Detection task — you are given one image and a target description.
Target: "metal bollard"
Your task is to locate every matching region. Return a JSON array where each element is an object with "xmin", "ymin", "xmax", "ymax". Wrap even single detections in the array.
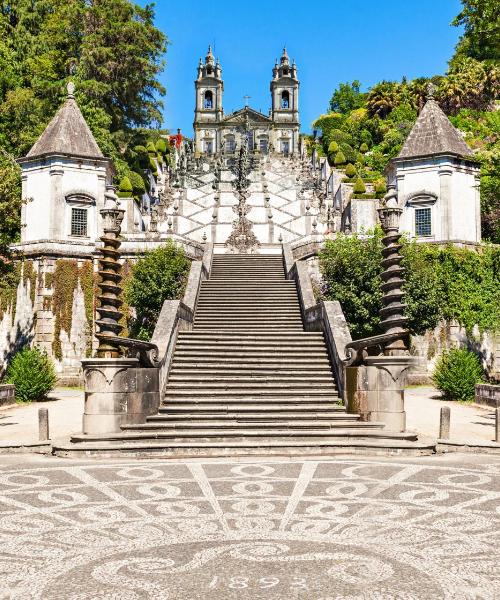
[
  {"xmin": 496, "ymin": 407, "xmax": 500, "ymax": 443},
  {"xmin": 38, "ymin": 408, "xmax": 49, "ymax": 441},
  {"xmin": 439, "ymin": 406, "xmax": 450, "ymax": 440}
]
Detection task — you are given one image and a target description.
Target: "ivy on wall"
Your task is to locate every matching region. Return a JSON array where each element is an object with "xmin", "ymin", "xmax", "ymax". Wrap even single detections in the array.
[{"xmin": 49, "ymin": 259, "xmax": 95, "ymax": 359}]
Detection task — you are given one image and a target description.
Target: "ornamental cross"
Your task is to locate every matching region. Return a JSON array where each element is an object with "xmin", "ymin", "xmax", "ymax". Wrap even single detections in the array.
[{"xmin": 243, "ymin": 95, "xmax": 251, "ymax": 107}]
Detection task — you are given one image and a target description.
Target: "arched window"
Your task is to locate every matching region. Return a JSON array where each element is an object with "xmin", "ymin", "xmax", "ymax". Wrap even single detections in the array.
[
  {"xmin": 281, "ymin": 90, "xmax": 290, "ymax": 109},
  {"xmin": 204, "ymin": 90, "xmax": 213, "ymax": 109}
]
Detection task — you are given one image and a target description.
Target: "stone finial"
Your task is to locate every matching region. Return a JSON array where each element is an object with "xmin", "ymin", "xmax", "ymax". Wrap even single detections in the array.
[{"xmin": 66, "ymin": 81, "xmax": 75, "ymax": 99}]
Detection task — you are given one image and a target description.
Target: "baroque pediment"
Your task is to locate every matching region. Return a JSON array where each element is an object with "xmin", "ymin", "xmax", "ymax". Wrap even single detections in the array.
[{"xmin": 222, "ymin": 107, "xmax": 272, "ymax": 125}]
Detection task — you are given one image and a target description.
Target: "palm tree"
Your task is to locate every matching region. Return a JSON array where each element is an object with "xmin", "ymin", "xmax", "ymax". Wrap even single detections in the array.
[{"xmin": 366, "ymin": 82, "xmax": 401, "ymax": 118}]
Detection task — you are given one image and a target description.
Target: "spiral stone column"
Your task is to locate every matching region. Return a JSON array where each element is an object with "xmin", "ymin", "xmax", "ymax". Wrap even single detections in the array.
[
  {"xmin": 95, "ymin": 185, "xmax": 125, "ymax": 358},
  {"xmin": 377, "ymin": 185, "xmax": 408, "ymax": 356},
  {"xmin": 345, "ymin": 185, "xmax": 418, "ymax": 432}
]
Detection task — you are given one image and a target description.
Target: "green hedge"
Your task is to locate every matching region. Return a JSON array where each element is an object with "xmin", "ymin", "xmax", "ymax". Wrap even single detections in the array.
[{"xmin": 319, "ymin": 230, "xmax": 500, "ymax": 339}]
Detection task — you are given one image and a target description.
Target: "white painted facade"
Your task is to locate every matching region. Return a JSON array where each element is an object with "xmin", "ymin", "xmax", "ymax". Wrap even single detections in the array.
[
  {"xmin": 393, "ymin": 155, "xmax": 481, "ymax": 244},
  {"xmin": 20, "ymin": 155, "xmax": 108, "ymax": 245}
]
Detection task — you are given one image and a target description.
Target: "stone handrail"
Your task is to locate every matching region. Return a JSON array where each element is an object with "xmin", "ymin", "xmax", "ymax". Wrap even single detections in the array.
[
  {"xmin": 283, "ymin": 243, "xmax": 352, "ymax": 399},
  {"xmin": 150, "ymin": 242, "xmax": 213, "ymax": 395}
]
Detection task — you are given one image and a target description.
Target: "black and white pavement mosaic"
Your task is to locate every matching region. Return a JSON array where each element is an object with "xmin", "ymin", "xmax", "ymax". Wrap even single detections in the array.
[{"xmin": 0, "ymin": 455, "xmax": 499, "ymax": 599}]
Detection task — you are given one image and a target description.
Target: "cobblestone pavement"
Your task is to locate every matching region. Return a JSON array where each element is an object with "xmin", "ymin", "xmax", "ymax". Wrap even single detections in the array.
[{"xmin": 0, "ymin": 454, "xmax": 499, "ymax": 600}]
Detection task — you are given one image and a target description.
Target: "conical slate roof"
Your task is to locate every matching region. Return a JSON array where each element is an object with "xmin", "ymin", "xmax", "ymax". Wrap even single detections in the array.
[
  {"xmin": 27, "ymin": 85, "xmax": 103, "ymax": 159},
  {"xmin": 398, "ymin": 96, "xmax": 473, "ymax": 160}
]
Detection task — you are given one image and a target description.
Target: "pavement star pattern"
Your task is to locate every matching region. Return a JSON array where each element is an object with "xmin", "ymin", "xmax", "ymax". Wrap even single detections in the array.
[{"xmin": 0, "ymin": 457, "xmax": 499, "ymax": 599}]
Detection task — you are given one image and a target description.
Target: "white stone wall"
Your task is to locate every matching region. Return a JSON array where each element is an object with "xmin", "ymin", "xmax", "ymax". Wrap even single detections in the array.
[
  {"xmin": 396, "ymin": 156, "xmax": 480, "ymax": 244},
  {"xmin": 21, "ymin": 156, "xmax": 107, "ymax": 244},
  {"xmin": 411, "ymin": 321, "xmax": 500, "ymax": 382}
]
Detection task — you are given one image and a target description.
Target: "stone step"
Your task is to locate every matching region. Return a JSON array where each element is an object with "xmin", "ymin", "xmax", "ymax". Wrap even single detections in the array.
[
  {"xmin": 121, "ymin": 420, "xmax": 384, "ymax": 431},
  {"xmin": 173, "ymin": 355, "xmax": 330, "ymax": 369},
  {"xmin": 173, "ymin": 351, "xmax": 325, "ymax": 360},
  {"xmin": 177, "ymin": 331, "xmax": 324, "ymax": 338},
  {"xmin": 167, "ymin": 375, "xmax": 334, "ymax": 384},
  {"xmin": 169, "ymin": 368, "xmax": 334, "ymax": 377},
  {"xmin": 162, "ymin": 394, "xmax": 339, "ymax": 402},
  {"xmin": 58, "ymin": 438, "xmax": 436, "ymax": 458},
  {"xmin": 121, "ymin": 417, "xmax": 384, "ymax": 431},
  {"xmin": 166, "ymin": 381, "xmax": 337, "ymax": 390},
  {"xmin": 149, "ymin": 411, "xmax": 354, "ymax": 421},
  {"xmin": 173, "ymin": 345, "xmax": 325, "ymax": 353},
  {"xmin": 72, "ymin": 429, "xmax": 418, "ymax": 442},
  {"xmin": 176, "ymin": 336, "xmax": 319, "ymax": 344}
]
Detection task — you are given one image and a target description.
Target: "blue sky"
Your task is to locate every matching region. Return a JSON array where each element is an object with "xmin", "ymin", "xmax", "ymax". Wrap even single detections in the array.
[{"xmin": 145, "ymin": 0, "xmax": 463, "ymax": 135}]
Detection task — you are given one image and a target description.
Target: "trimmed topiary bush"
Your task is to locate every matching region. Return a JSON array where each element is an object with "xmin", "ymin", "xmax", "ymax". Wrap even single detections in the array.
[
  {"xmin": 134, "ymin": 145, "xmax": 147, "ymax": 154},
  {"xmin": 6, "ymin": 347, "xmax": 57, "ymax": 403},
  {"xmin": 146, "ymin": 141, "xmax": 156, "ymax": 154},
  {"xmin": 155, "ymin": 138, "xmax": 168, "ymax": 154},
  {"xmin": 356, "ymin": 152, "xmax": 365, "ymax": 164},
  {"xmin": 345, "ymin": 163, "xmax": 357, "ymax": 178},
  {"xmin": 374, "ymin": 180, "xmax": 387, "ymax": 195},
  {"xmin": 129, "ymin": 172, "xmax": 146, "ymax": 196},
  {"xmin": 353, "ymin": 176, "xmax": 366, "ymax": 194},
  {"xmin": 149, "ymin": 156, "xmax": 158, "ymax": 175},
  {"xmin": 334, "ymin": 151, "xmax": 346, "ymax": 166},
  {"xmin": 118, "ymin": 176, "xmax": 133, "ymax": 198},
  {"xmin": 359, "ymin": 142, "xmax": 369, "ymax": 153},
  {"xmin": 328, "ymin": 141, "xmax": 339, "ymax": 154},
  {"xmin": 432, "ymin": 348, "xmax": 484, "ymax": 402},
  {"xmin": 338, "ymin": 143, "xmax": 357, "ymax": 164}
]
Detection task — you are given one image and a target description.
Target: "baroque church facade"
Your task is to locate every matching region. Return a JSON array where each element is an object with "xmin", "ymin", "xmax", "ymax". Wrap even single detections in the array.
[{"xmin": 193, "ymin": 47, "xmax": 300, "ymax": 156}]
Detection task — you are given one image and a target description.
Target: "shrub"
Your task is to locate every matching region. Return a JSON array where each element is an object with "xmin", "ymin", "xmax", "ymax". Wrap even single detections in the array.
[
  {"xmin": 148, "ymin": 156, "xmax": 158, "ymax": 175},
  {"xmin": 118, "ymin": 176, "xmax": 133, "ymax": 198},
  {"xmin": 356, "ymin": 152, "xmax": 365, "ymax": 164},
  {"xmin": 155, "ymin": 138, "xmax": 167, "ymax": 154},
  {"xmin": 146, "ymin": 141, "xmax": 156, "ymax": 154},
  {"xmin": 334, "ymin": 151, "xmax": 346, "ymax": 166},
  {"xmin": 359, "ymin": 142, "xmax": 369, "ymax": 153},
  {"xmin": 134, "ymin": 145, "xmax": 147, "ymax": 154},
  {"xmin": 124, "ymin": 241, "xmax": 191, "ymax": 339},
  {"xmin": 345, "ymin": 163, "xmax": 357, "ymax": 178},
  {"xmin": 5, "ymin": 347, "xmax": 57, "ymax": 403},
  {"xmin": 432, "ymin": 348, "xmax": 484, "ymax": 402},
  {"xmin": 374, "ymin": 180, "xmax": 387, "ymax": 194},
  {"xmin": 328, "ymin": 141, "xmax": 339, "ymax": 153},
  {"xmin": 129, "ymin": 172, "xmax": 146, "ymax": 196},
  {"xmin": 353, "ymin": 176, "xmax": 366, "ymax": 194},
  {"xmin": 338, "ymin": 142, "xmax": 357, "ymax": 163}
]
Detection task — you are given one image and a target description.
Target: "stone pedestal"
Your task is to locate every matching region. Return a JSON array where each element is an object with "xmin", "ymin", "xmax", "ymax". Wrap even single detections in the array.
[
  {"xmin": 82, "ymin": 358, "xmax": 160, "ymax": 435},
  {"xmin": 345, "ymin": 356, "xmax": 418, "ymax": 432}
]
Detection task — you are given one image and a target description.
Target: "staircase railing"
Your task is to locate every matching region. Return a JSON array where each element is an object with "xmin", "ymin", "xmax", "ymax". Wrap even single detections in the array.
[
  {"xmin": 283, "ymin": 243, "xmax": 352, "ymax": 400},
  {"xmin": 149, "ymin": 242, "xmax": 213, "ymax": 396}
]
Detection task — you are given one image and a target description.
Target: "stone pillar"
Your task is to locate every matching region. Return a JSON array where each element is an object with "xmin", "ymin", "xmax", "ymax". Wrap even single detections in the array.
[
  {"xmin": 49, "ymin": 163, "xmax": 64, "ymax": 240},
  {"xmin": 346, "ymin": 357, "xmax": 417, "ymax": 432},
  {"xmin": 82, "ymin": 358, "xmax": 160, "ymax": 434},
  {"xmin": 439, "ymin": 166, "xmax": 453, "ymax": 241}
]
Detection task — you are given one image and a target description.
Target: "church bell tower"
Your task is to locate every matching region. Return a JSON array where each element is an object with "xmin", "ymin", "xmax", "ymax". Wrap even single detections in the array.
[
  {"xmin": 270, "ymin": 48, "xmax": 300, "ymax": 154},
  {"xmin": 194, "ymin": 46, "xmax": 224, "ymax": 154}
]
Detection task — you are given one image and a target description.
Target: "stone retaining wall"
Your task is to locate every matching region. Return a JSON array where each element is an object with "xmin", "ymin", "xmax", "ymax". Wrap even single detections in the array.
[{"xmin": 475, "ymin": 384, "xmax": 500, "ymax": 408}]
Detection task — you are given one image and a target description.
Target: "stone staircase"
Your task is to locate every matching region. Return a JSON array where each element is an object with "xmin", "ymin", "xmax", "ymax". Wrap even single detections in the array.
[{"xmin": 63, "ymin": 253, "xmax": 434, "ymax": 456}]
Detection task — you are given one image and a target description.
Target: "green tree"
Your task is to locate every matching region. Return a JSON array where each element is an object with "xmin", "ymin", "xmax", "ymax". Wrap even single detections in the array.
[
  {"xmin": 329, "ymin": 80, "xmax": 366, "ymax": 114},
  {"xmin": 452, "ymin": 0, "xmax": 500, "ymax": 62},
  {"xmin": 124, "ymin": 241, "xmax": 190, "ymax": 339}
]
